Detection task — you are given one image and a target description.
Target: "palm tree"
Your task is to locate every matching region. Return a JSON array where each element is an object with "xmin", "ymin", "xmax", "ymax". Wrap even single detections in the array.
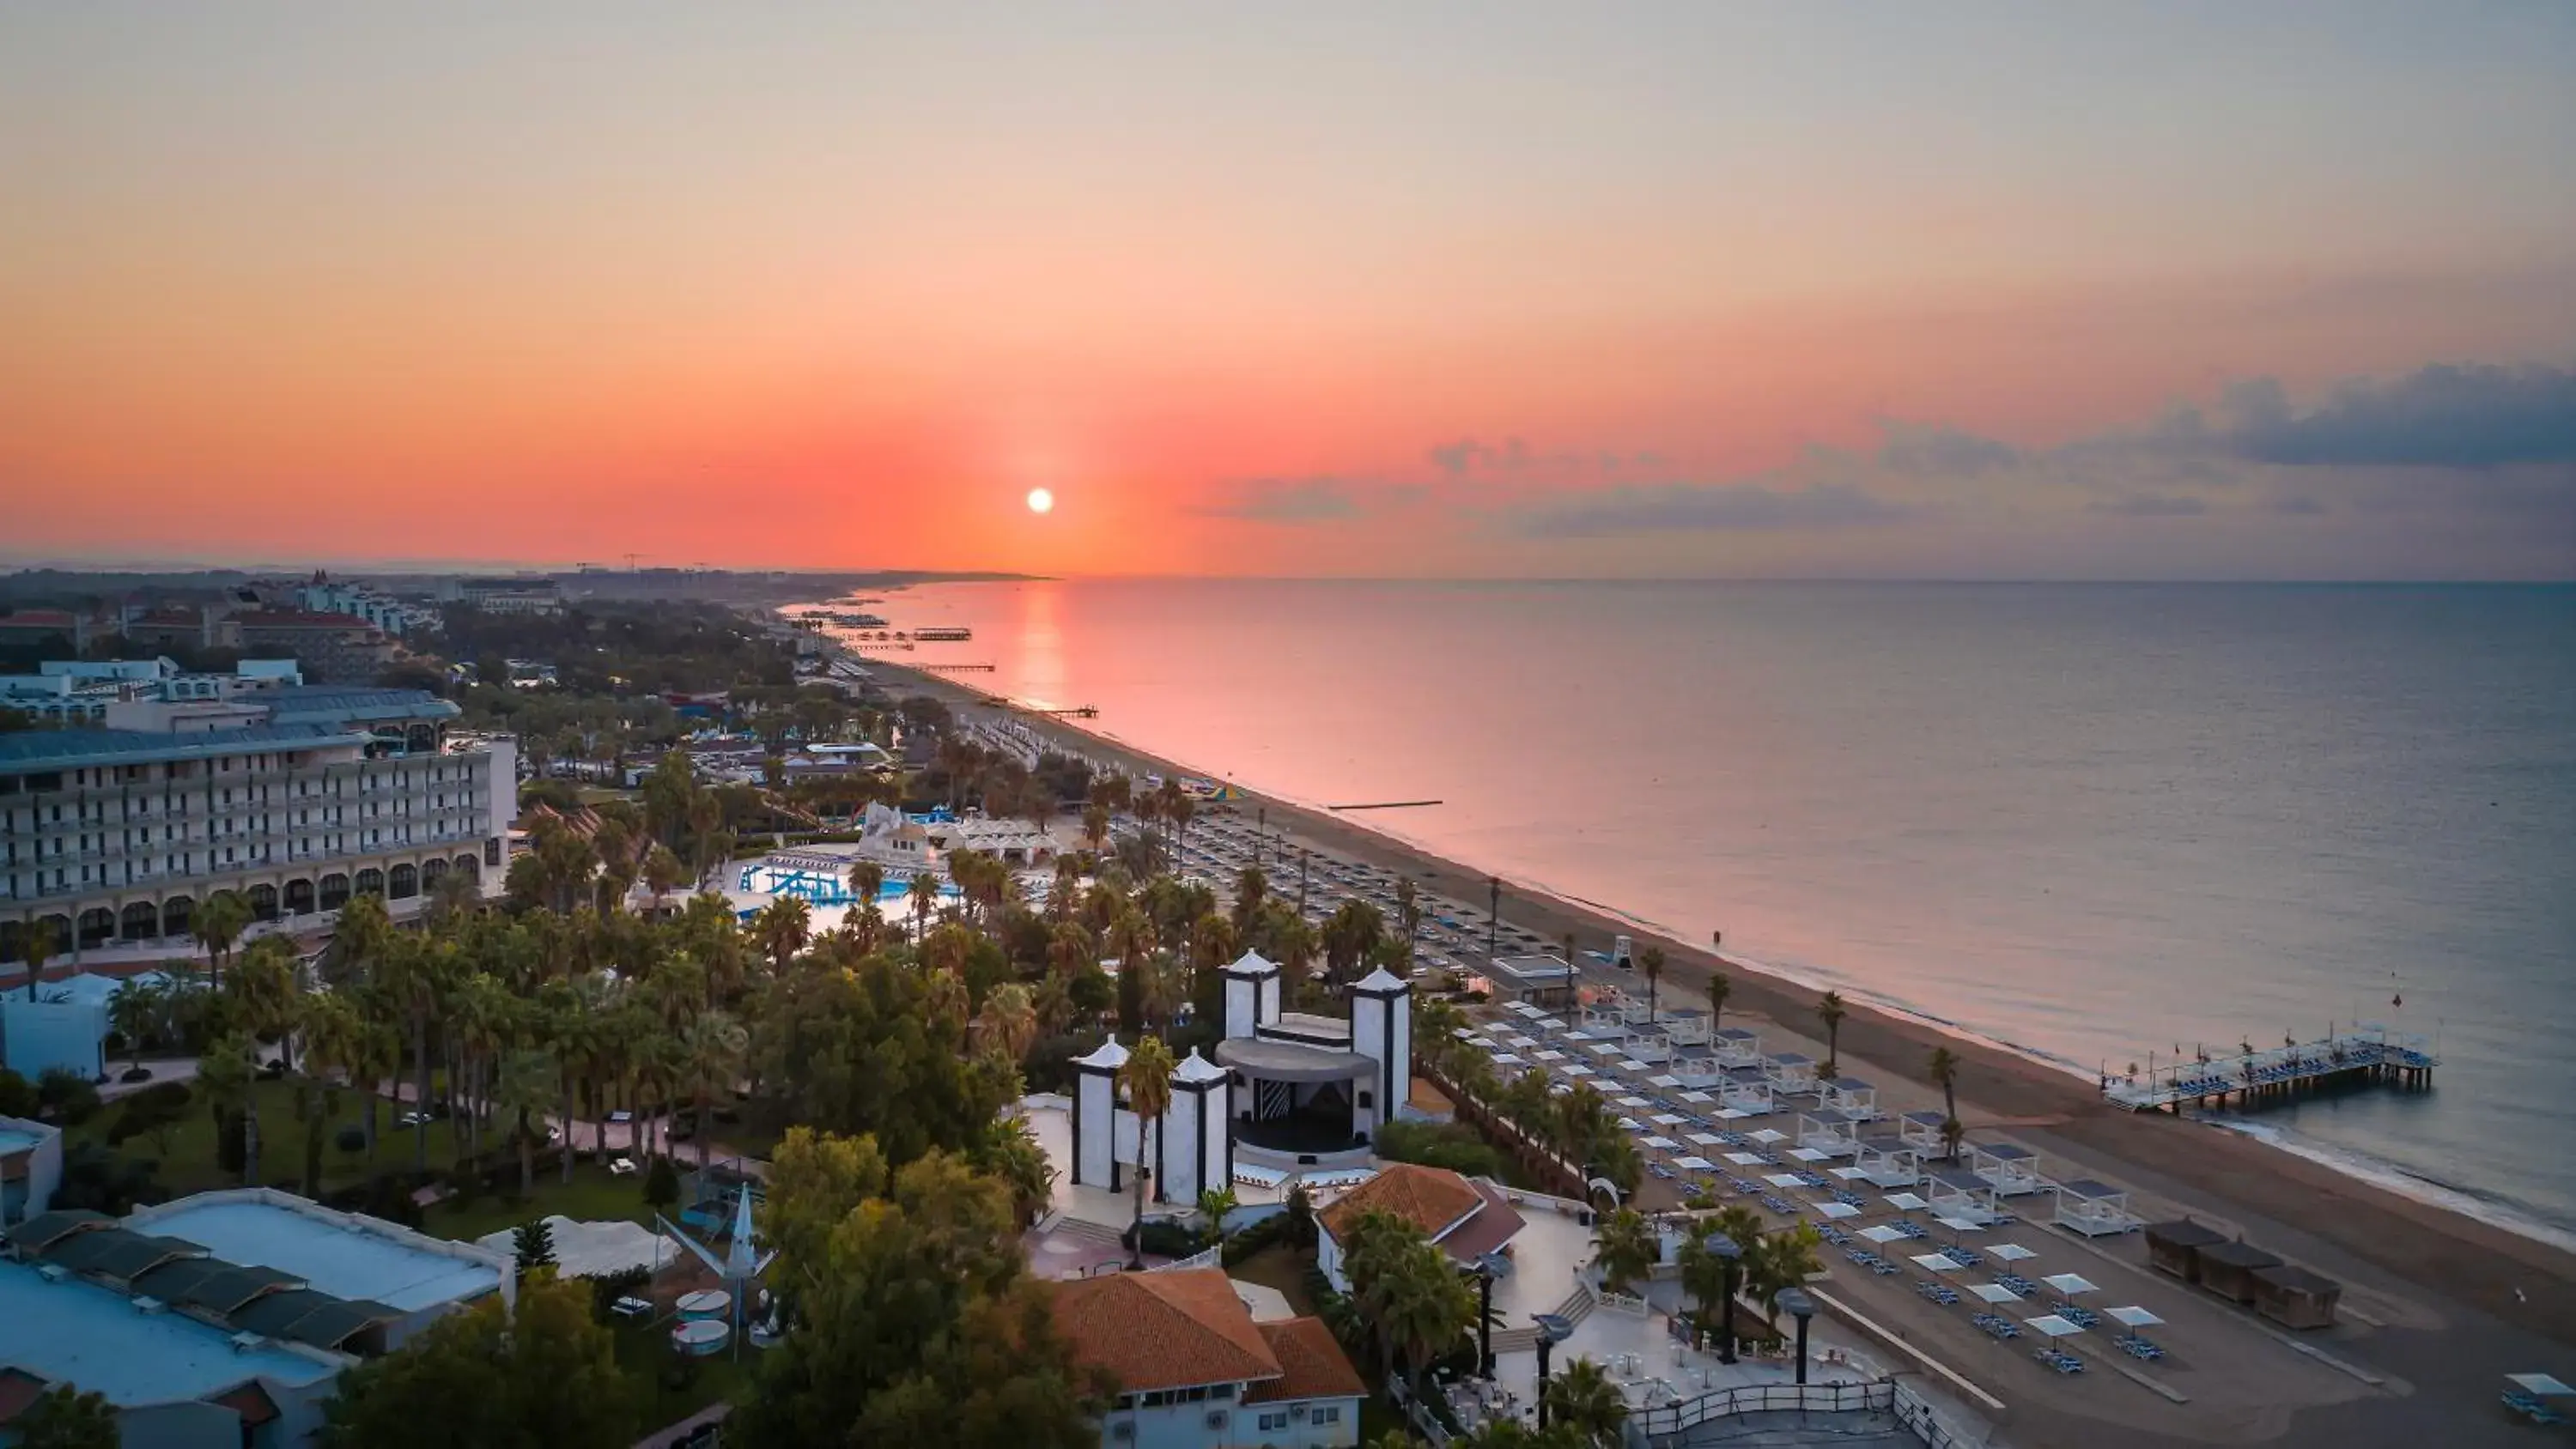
[
  {"xmin": 295, "ymin": 991, "xmax": 364, "ymax": 1193},
  {"xmin": 493, "ymin": 1047, "xmax": 557, "ymax": 1199},
  {"xmin": 1939, "ymin": 1116, "xmax": 1966, "ymax": 1164},
  {"xmin": 1120, "ymin": 1034, "xmax": 1176, "ymax": 1267},
  {"xmin": 195, "ymin": 890, "xmax": 252, "ymax": 993},
  {"xmin": 642, "ymin": 845, "xmax": 687, "ymax": 914},
  {"xmin": 1591, "ymin": 1207, "xmax": 1656, "ymax": 1294},
  {"xmin": 1708, "ymin": 968, "xmax": 1732, "ymax": 1033},
  {"xmin": 1744, "ymin": 1224, "xmax": 1825, "ymax": 1316},
  {"xmin": 680, "ymin": 1010, "xmax": 747, "ymax": 1172},
  {"xmin": 1541, "ymin": 1358, "xmax": 1628, "ymax": 1448},
  {"xmin": 1928, "ymin": 1046, "xmax": 1960, "ymax": 1129},
  {"xmin": 906, "ymin": 873, "xmax": 939, "ymax": 943},
  {"xmin": 199, "ymin": 1033, "xmax": 261, "ymax": 1186},
  {"xmin": 753, "ymin": 895, "xmax": 811, "ymax": 976},
  {"xmin": 19, "ymin": 919, "xmax": 56, "ymax": 1002},
  {"xmin": 1081, "ymin": 802, "xmax": 1110, "ymax": 854},
  {"xmin": 228, "ymin": 939, "xmax": 301, "ymax": 1071},
  {"xmin": 1674, "ymin": 1227, "xmax": 1737, "ymax": 1349},
  {"xmin": 1816, "ymin": 991, "xmax": 1848, "ymax": 1077},
  {"xmin": 1639, "ymin": 944, "xmax": 1665, "ymax": 1025},
  {"xmin": 107, "ymin": 978, "xmax": 164, "ymax": 1076},
  {"xmin": 981, "ymin": 982, "xmax": 1038, "ymax": 1062},
  {"xmin": 378, "ymin": 935, "xmax": 449, "ymax": 1173},
  {"xmin": 845, "ymin": 859, "xmax": 884, "ymax": 920}
]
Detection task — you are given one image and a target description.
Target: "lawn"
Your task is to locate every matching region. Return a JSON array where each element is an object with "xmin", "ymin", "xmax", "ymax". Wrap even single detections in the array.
[
  {"xmin": 75, "ymin": 1077, "xmax": 467, "ymax": 1198},
  {"xmin": 427, "ymin": 1161, "xmax": 665, "ymax": 1243},
  {"xmin": 611, "ymin": 1315, "xmax": 752, "ymax": 1434},
  {"xmin": 1226, "ymin": 1243, "xmax": 1320, "ymax": 1318}
]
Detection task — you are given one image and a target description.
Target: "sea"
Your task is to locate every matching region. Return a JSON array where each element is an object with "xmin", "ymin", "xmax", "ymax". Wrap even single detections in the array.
[{"xmin": 814, "ymin": 579, "xmax": 2576, "ymax": 1246}]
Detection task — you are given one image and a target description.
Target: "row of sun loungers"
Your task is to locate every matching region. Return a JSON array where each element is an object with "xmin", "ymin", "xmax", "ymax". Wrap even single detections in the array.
[
  {"xmin": 1973, "ymin": 1313, "xmax": 2021, "ymax": 1340},
  {"xmin": 2032, "ymin": 1347, "xmax": 2086, "ymax": 1374}
]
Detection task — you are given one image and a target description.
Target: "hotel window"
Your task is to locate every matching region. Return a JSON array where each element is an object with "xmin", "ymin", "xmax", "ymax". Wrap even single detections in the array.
[
  {"xmin": 1315, "ymin": 1406, "xmax": 1342, "ymax": 1424},
  {"xmin": 1258, "ymin": 1412, "xmax": 1289, "ymax": 1433}
]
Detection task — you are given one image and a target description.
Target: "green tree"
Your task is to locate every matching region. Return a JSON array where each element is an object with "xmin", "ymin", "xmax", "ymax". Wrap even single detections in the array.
[
  {"xmin": 1541, "ymin": 1358, "xmax": 1628, "ymax": 1448},
  {"xmin": 21, "ymin": 918, "xmax": 58, "ymax": 1003},
  {"xmin": 1928, "ymin": 1046, "xmax": 1961, "ymax": 1129},
  {"xmin": 1119, "ymin": 1035, "xmax": 1176, "ymax": 1266},
  {"xmin": 15, "ymin": 1384, "xmax": 119, "ymax": 1449},
  {"xmin": 493, "ymin": 1047, "xmax": 557, "ymax": 1199},
  {"xmin": 513, "ymin": 1218, "xmax": 558, "ymax": 1279},
  {"xmin": 1707, "ymin": 967, "xmax": 1732, "ymax": 1032},
  {"xmin": 198, "ymin": 1033, "xmax": 261, "ymax": 1186},
  {"xmin": 322, "ymin": 1275, "xmax": 633, "ymax": 1449},
  {"xmin": 107, "ymin": 977, "xmax": 165, "ymax": 1075},
  {"xmin": 1590, "ymin": 1207, "xmax": 1656, "ymax": 1294},
  {"xmin": 193, "ymin": 890, "xmax": 253, "ymax": 993},
  {"xmin": 1816, "ymin": 990, "xmax": 1848, "ymax": 1077},
  {"xmin": 1744, "ymin": 1224, "xmax": 1825, "ymax": 1316}
]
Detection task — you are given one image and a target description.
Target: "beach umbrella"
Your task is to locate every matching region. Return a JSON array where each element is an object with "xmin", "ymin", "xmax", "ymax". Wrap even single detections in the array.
[
  {"xmin": 1673, "ymin": 1155, "xmax": 1715, "ymax": 1172},
  {"xmin": 1679, "ymin": 1089, "xmax": 1715, "ymax": 1104},
  {"xmin": 1725, "ymin": 1152, "xmax": 1767, "ymax": 1167},
  {"xmin": 1653, "ymin": 1113, "xmax": 1689, "ymax": 1126},
  {"xmin": 1935, "ymin": 1215, "xmax": 1987, "ymax": 1235},
  {"xmin": 1989, "ymin": 1243, "xmax": 2038, "ymax": 1262},
  {"xmin": 1765, "ymin": 1173, "xmax": 1807, "ymax": 1190},
  {"xmin": 1643, "ymin": 1136, "xmax": 1681, "ymax": 1150},
  {"xmin": 1788, "ymin": 1147, "xmax": 1830, "ymax": 1163},
  {"xmin": 1970, "ymin": 1282, "xmax": 2022, "ymax": 1304},
  {"xmin": 1912, "ymin": 1252, "xmax": 1971, "ymax": 1275},
  {"xmin": 1885, "ymin": 1192, "xmax": 1930, "ymax": 1214},
  {"xmin": 1750, "ymin": 1128, "xmax": 1789, "ymax": 1145},
  {"xmin": 1649, "ymin": 1075, "xmax": 1683, "ymax": 1088},
  {"xmin": 1687, "ymin": 1133, "xmax": 1726, "ymax": 1148},
  {"xmin": 2106, "ymin": 1306, "xmax": 2164, "ymax": 1328},
  {"xmin": 2024, "ymin": 1315, "xmax": 2086, "ymax": 1338},
  {"xmin": 1829, "ymin": 1166, "xmax": 1871, "ymax": 1181},
  {"xmin": 1814, "ymin": 1202, "xmax": 1862, "ymax": 1220},
  {"xmin": 1617, "ymin": 1116, "xmax": 1643, "ymax": 1131},
  {"xmin": 2506, "ymin": 1373, "xmax": 2575, "ymax": 1397},
  {"xmin": 1564, "ymin": 1064, "xmax": 1595, "ymax": 1077},
  {"xmin": 1617, "ymin": 1094, "xmax": 1653, "ymax": 1107},
  {"xmin": 2041, "ymin": 1273, "xmax": 2099, "ymax": 1297},
  {"xmin": 1859, "ymin": 1224, "xmax": 1911, "ymax": 1245}
]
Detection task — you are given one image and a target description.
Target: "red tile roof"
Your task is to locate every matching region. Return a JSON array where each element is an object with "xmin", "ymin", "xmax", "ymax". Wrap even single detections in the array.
[
  {"xmin": 1047, "ymin": 1269, "xmax": 1281, "ymax": 1394},
  {"xmin": 210, "ymin": 1381, "xmax": 281, "ymax": 1427},
  {"xmin": 1242, "ymin": 1318, "xmax": 1364, "ymax": 1404},
  {"xmin": 0, "ymin": 1368, "xmax": 49, "ymax": 1426},
  {"xmin": 1317, "ymin": 1162, "xmax": 1486, "ymax": 1244}
]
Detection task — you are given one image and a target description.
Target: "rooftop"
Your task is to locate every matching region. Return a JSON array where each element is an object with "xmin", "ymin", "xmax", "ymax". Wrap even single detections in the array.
[
  {"xmin": 1242, "ymin": 1317, "xmax": 1365, "ymax": 1404},
  {"xmin": 1048, "ymin": 1269, "xmax": 1282, "ymax": 1393},
  {"xmin": 0, "ymin": 723, "xmax": 364, "ymax": 773},
  {"xmin": 1490, "ymin": 955, "xmax": 1574, "ymax": 982},
  {"xmin": 125, "ymin": 1191, "xmax": 505, "ymax": 1313},
  {"xmin": 1318, "ymin": 1163, "xmax": 1487, "ymax": 1244},
  {"xmin": 0, "ymin": 1261, "xmax": 339, "ymax": 1409},
  {"xmin": 257, "ymin": 687, "xmax": 460, "ymax": 728}
]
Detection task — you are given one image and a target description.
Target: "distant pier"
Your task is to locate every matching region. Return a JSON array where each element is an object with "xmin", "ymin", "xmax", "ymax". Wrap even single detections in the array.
[
  {"xmin": 916, "ymin": 662, "xmax": 997, "ymax": 672},
  {"xmin": 1327, "ymin": 799, "xmax": 1443, "ymax": 812},
  {"xmin": 2104, "ymin": 1024, "xmax": 2437, "ymax": 1113}
]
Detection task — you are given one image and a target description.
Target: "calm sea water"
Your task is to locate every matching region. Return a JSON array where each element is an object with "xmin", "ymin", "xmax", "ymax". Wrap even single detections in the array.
[{"xmin": 833, "ymin": 580, "xmax": 2576, "ymax": 1238}]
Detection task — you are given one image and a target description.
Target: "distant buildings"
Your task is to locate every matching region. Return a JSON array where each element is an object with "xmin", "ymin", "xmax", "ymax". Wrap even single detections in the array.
[
  {"xmin": 440, "ymin": 577, "xmax": 562, "ymax": 615},
  {"xmin": 230, "ymin": 613, "xmax": 398, "ymax": 685},
  {"xmin": 0, "ymin": 1189, "xmax": 511, "ymax": 1447},
  {"xmin": 1048, "ymin": 1268, "xmax": 1364, "ymax": 1449},
  {"xmin": 0, "ymin": 686, "xmax": 516, "ymax": 967},
  {"xmin": 0, "ymin": 658, "xmax": 302, "ymax": 727}
]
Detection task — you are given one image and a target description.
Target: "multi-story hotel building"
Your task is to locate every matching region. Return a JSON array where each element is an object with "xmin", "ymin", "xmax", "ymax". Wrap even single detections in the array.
[{"xmin": 0, "ymin": 687, "xmax": 514, "ymax": 965}]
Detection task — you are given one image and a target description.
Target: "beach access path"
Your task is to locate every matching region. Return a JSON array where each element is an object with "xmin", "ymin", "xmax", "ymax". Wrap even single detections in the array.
[{"xmin": 854, "ymin": 647, "xmax": 2576, "ymax": 1448}]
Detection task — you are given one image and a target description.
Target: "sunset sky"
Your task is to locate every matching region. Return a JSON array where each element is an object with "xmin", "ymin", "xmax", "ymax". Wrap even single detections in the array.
[{"xmin": 4, "ymin": 3, "xmax": 2573, "ymax": 579}]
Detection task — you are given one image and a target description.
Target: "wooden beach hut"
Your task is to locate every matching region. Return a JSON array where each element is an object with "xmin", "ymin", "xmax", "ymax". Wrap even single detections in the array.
[
  {"xmin": 2250, "ymin": 1264, "xmax": 2342, "ymax": 1330},
  {"xmin": 2143, "ymin": 1219, "xmax": 2228, "ymax": 1282},
  {"xmin": 2194, "ymin": 1240, "xmax": 2284, "ymax": 1305}
]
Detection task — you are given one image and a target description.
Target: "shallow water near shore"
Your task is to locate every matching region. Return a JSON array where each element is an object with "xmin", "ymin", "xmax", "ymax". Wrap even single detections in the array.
[{"xmin": 823, "ymin": 579, "xmax": 2576, "ymax": 1240}]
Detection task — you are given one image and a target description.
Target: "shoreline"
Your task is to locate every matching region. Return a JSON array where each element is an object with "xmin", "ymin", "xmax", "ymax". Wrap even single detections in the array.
[{"xmin": 835, "ymin": 641, "xmax": 2576, "ymax": 1349}]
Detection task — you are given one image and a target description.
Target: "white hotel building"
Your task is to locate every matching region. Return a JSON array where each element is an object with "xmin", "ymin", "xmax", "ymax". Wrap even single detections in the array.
[{"xmin": 0, "ymin": 687, "xmax": 514, "ymax": 965}]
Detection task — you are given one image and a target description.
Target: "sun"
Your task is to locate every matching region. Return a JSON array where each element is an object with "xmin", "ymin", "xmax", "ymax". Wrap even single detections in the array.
[{"xmin": 1026, "ymin": 487, "xmax": 1054, "ymax": 515}]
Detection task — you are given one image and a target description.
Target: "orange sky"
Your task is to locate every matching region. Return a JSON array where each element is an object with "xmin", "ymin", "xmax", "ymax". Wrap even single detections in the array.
[{"xmin": 5, "ymin": 6, "xmax": 2573, "ymax": 578}]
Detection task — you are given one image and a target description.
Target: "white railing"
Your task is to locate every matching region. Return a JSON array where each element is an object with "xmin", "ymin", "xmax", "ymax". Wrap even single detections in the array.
[
  {"xmin": 1598, "ymin": 1288, "xmax": 1649, "ymax": 1317},
  {"xmin": 1631, "ymin": 1379, "xmax": 1893, "ymax": 1437},
  {"xmin": 1151, "ymin": 1246, "xmax": 1221, "ymax": 1273}
]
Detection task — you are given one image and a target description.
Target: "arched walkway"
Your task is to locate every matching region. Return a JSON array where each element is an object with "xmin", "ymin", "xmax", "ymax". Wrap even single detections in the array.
[
  {"xmin": 284, "ymin": 878, "xmax": 317, "ymax": 916},
  {"xmin": 119, "ymin": 901, "xmax": 159, "ymax": 942},
  {"xmin": 320, "ymin": 874, "xmax": 350, "ymax": 911},
  {"xmin": 162, "ymin": 896, "xmax": 193, "ymax": 938},
  {"xmin": 421, "ymin": 858, "xmax": 448, "ymax": 886},
  {"xmin": 78, "ymin": 907, "xmax": 115, "ymax": 950},
  {"xmin": 247, "ymin": 883, "xmax": 280, "ymax": 922},
  {"xmin": 356, "ymin": 868, "xmax": 385, "ymax": 897},
  {"xmin": 389, "ymin": 864, "xmax": 419, "ymax": 900},
  {"xmin": 0, "ymin": 921, "xmax": 24, "ymax": 965},
  {"xmin": 453, "ymin": 854, "xmax": 480, "ymax": 879}
]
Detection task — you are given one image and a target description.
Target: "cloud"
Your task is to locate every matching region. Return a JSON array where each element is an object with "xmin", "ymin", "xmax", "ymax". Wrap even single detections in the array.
[
  {"xmin": 2224, "ymin": 362, "xmax": 2576, "ymax": 467},
  {"xmin": 2090, "ymin": 492, "xmax": 2209, "ymax": 518},
  {"xmin": 1514, "ymin": 481, "xmax": 1917, "ymax": 537},
  {"xmin": 1876, "ymin": 421, "xmax": 2020, "ymax": 476},
  {"xmin": 1190, "ymin": 476, "xmax": 1369, "ymax": 524}
]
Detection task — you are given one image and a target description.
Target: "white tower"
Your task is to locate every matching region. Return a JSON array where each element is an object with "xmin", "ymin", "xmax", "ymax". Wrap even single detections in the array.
[
  {"xmin": 1160, "ymin": 1048, "xmax": 1233, "ymax": 1205},
  {"xmin": 1220, "ymin": 949, "xmax": 1282, "ymax": 1039},
  {"xmin": 1070, "ymin": 1037, "xmax": 1129, "ymax": 1192},
  {"xmin": 1349, "ymin": 967, "xmax": 1413, "ymax": 1142}
]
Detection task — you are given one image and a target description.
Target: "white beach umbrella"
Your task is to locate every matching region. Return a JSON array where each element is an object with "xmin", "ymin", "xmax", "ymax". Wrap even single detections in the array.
[
  {"xmin": 1616, "ymin": 1117, "xmax": 1642, "ymax": 1131},
  {"xmin": 1643, "ymin": 1136, "xmax": 1681, "ymax": 1150},
  {"xmin": 1814, "ymin": 1202, "xmax": 1862, "ymax": 1220},
  {"xmin": 1765, "ymin": 1173, "xmax": 1807, "ymax": 1190},
  {"xmin": 1617, "ymin": 1094, "xmax": 1653, "ymax": 1107},
  {"xmin": 2506, "ymin": 1373, "xmax": 2575, "ymax": 1397},
  {"xmin": 2024, "ymin": 1315, "xmax": 2086, "ymax": 1338},
  {"xmin": 1970, "ymin": 1282, "xmax": 2022, "ymax": 1304},
  {"xmin": 1649, "ymin": 1075, "xmax": 1683, "ymax": 1088},
  {"xmin": 1673, "ymin": 1155, "xmax": 1715, "ymax": 1172},
  {"xmin": 1679, "ymin": 1090, "xmax": 1715, "ymax": 1103},
  {"xmin": 1829, "ymin": 1167, "xmax": 1870, "ymax": 1181},
  {"xmin": 1859, "ymin": 1224, "xmax": 1910, "ymax": 1245},
  {"xmin": 1687, "ymin": 1133, "xmax": 1726, "ymax": 1148},
  {"xmin": 1726, "ymin": 1152, "xmax": 1768, "ymax": 1167},
  {"xmin": 1788, "ymin": 1147, "xmax": 1830, "ymax": 1163},
  {"xmin": 2042, "ymin": 1273, "xmax": 2099, "ymax": 1297},
  {"xmin": 1935, "ymin": 1215, "xmax": 1987, "ymax": 1234},
  {"xmin": 1653, "ymin": 1113, "xmax": 1689, "ymax": 1126},
  {"xmin": 1912, "ymin": 1252, "xmax": 1971, "ymax": 1275},
  {"xmin": 1989, "ymin": 1243, "xmax": 2038, "ymax": 1262},
  {"xmin": 1750, "ymin": 1128, "xmax": 1789, "ymax": 1144},
  {"xmin": 1884, "ymin": 1192, "xmax": 1929, "ymax": 1213},
  {"xmin": 2106, "ymin": 1306, "xmax": 2164, "ymax": 1328}
]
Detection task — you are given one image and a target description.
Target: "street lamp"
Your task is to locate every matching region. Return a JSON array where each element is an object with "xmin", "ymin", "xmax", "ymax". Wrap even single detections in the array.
[
  {"xmin": 1704, "ymin": 1233, "xmax": 1742, "ymax": 1364},
  {"xmin": 1530, "ymin": 1313, "xmax": 1573, "ymax": 1428},
  {"xmin": 1472, "ymin": 1252, "xmax": 1510, "ymax": 1379},
  {"xmin": 1776, "ymin": 1288, "xmax": 1817, "ymax": 1385}
]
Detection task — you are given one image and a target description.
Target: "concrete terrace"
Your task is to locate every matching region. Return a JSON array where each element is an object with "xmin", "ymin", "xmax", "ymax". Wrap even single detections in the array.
[{"xmin": 127, "ymin": 1191, "xmax": 507, "ymax": 1313}]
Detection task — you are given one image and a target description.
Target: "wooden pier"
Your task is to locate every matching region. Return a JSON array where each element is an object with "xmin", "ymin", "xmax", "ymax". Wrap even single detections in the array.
[
  {"xmin": 2104, "ymin": 1026, "xmax": 2437, "ymax": 1114},
  {"xmin": 915, "ymin": 662, "xmax": 997, "ymax": 672}
]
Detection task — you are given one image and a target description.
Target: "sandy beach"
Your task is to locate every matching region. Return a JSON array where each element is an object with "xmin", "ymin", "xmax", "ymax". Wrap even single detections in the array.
[{"xmin": 852, "ymin": 646, "xmax": 2576, "ymax": 1444}]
